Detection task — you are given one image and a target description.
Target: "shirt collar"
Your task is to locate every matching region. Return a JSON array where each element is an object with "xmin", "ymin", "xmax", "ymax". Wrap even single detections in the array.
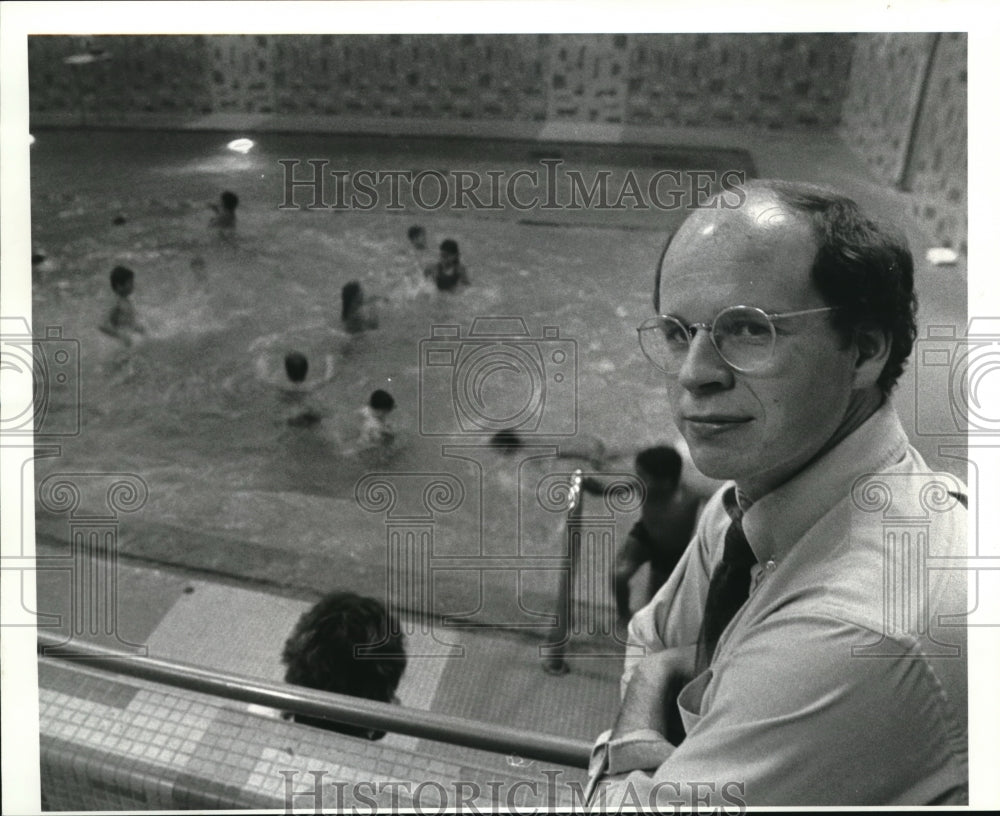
[{"xmin": 740, "ymin": 400, "xmax": 909, "ymax": 564}]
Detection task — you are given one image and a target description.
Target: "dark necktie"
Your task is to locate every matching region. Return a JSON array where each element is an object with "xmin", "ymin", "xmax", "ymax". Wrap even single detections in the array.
[{"xmin": 695, "ymin": 488, "xmax": 757, "ymax": 673}]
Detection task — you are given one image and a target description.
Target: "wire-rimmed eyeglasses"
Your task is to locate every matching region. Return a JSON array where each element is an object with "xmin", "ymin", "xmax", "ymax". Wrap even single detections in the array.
[{"xmin": 636, "ymin": 305, "xmax": 836, "ymax": 374}]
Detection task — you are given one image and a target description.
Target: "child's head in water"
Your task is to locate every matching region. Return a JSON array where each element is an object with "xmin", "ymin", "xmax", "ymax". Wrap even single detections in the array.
[
  {"xmin": 284, "ymin": 351, "xmax": 309, "ymax": 384},
  {"xmin": 341, "ymin": 281, "xmax": 364, "ymax": 321},
  {"xmin": 368, "ymin": 389, "xmax": 395, "ymax": 415},
  {"xmin": 110, "ymin": 265, "xmax": 135, "ymax": 297},
  {"xmin": 220, "ymin": 191, "xmax": 239, "ymax": 212},
  {"xmin": 281, "ymin": 591, "xmax": 406, "ymax": 740},
  {"xmin": 407, "ymin": 225, "xmax": 426, "ymax": 250},
  {"xmin": 439, "ymin": 239, "xmax": 460, "ymax": 268}
]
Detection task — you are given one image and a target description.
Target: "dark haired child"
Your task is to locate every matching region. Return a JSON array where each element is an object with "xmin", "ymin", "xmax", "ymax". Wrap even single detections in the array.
[
  {"xmin": 280, "ymin": 591, "xmax": 406, "ymax": 740},
  {"xmin": 209, "ymin": 190, "xmax": 239, "ymax": 232},
  {"xmin": 358, "ymin": 389, "xmax": 396, "ymax": 448},
  {"xmin": 424, "ymin": 238, "xmax": 470, "ymax": 292},
  {"xmin": 99, "ymin": 265, "xmax": 145, "ymax": 346},
  {"xmin": 281, "ymin": 351, "xmax": 323, "ymax": 428}
]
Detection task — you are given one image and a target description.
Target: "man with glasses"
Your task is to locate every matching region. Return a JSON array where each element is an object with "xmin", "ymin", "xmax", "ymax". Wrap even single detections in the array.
[{"xmin": 586, "ymin": 180, "xmax": 967, "ymax": 806}]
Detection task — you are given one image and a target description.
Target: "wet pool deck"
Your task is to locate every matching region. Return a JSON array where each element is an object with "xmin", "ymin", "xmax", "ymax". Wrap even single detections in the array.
[{"xmin": 33, "ymin": 550, "xmax": 624, "ymax": 752}]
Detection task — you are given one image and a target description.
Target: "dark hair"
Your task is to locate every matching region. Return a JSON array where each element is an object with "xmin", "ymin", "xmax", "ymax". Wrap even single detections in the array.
[
  {"xmin": 220, "ymin": 190, "xmax": 239, "ymax": 211},
  {"xmin": 110, "ymin": 265, "xmax": 134, "ymax": 290},
  {"xmin": 281, "ymin": 591, "xmax": 406, "ymax": 740},
  {"xmin": 407, "ymin": 225, "xmax": 425, "ymax": 241},
  {"xmin": 341, "ymin": 281, "xmax": 363, "ymax": 321},
  {"xmin": 489, "ymin": 428, "xmax": 523, "ymax": 451},
  {"xmin": 635, "ymin": 446, "xmax": 682, "ymax": 483},
  {"xmin": 439, "ymin": 239, "xmax": 459, "ymax": 255},
  {"xmin": 284, "ymin": 351, "xmax": 308, "ymax": 383},
  {"xmin": 654, "ymin": 180, "xmax": 917, "ymax": 395},
  {"xmin": 369, "ymin": 389, "xmax": 395, "ymax": 411}
]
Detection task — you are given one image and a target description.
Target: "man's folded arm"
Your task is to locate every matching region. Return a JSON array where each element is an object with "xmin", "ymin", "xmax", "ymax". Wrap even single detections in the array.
[{"xmin": 592, "ymin": 614, "xmax": 967, "ymax": 807}]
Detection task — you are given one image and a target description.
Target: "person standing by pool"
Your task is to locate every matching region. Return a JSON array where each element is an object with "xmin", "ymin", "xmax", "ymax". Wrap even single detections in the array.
[
  {"xmin": 424, "ymin": 239, "xmax": 470, "ymax": 292},
  {"xmin": 611, "ymin": 446, "xmax": 703, "ymax": 625}
]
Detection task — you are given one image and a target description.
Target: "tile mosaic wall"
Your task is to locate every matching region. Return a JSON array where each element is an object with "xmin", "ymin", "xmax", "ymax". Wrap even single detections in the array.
[
  {"xmin": 903, "ymin": 33, "xmax": 968, "ymax": 254},
  {"xmin": 840, "ymin": 33, "xmax": 967, "ymax": 253},
  {"xmin": 30, "ymin": 33, "xmax": 850, "ymax": 129},
  {"xmin": 625, "ymin": 33, "xmax": 854, "ymax": 129},
  {"xmin": 29, "ymin": 35, "xmax": 213, "ymax": 118}
]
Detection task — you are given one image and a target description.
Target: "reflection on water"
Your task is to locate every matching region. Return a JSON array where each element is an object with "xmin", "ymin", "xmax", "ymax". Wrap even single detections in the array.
[{"xmin": 30, "ymin": 130, "xmax": 684, "ymax": 555}]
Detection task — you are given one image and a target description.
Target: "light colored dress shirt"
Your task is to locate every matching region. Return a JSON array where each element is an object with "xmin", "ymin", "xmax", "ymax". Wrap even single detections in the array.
[{"xmin": 589, "ymin": 401, "xmax": 968, "ymax": 807}]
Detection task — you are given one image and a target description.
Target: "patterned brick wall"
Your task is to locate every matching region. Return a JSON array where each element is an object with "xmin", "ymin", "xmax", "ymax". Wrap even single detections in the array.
[
  {"xmin": 547, "ymin": 34, "xmax": 630, "ymax": 122},
  {"xmin": 29, "ymin": 33, "xmax": 851, "ymax": 130},
  {"xmin": 626, "ymin": 33, "xmax": 853, "ymax": 129},
  {"xmin": 903, "ymin": 33, "xmax": 968, "ymax": 254},
  {"xmin": 839, "ymin": 33, "xmax": 935, "ymax": 185},
  {"xmin": 29, "ymin": 35, "xmax": 213, "ymax": 117},
  {"xmin": 840, "ymin": 33, "xmax": 967, "ymax": 253}
]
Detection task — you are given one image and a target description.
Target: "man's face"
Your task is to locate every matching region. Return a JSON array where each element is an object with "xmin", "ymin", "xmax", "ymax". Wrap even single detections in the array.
[{"xmin": 656, "ymin": 193, "xmax": 860, "ymax": 498}]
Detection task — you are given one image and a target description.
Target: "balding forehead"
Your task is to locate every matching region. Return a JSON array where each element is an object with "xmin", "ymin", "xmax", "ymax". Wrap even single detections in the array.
[
  {"xmin": 675, "ymin": 191, "xmax": 813, "ymax": 244},
  {"xmin": 655, "ymin": 190, "xmax": 820, "ymax": 311}
]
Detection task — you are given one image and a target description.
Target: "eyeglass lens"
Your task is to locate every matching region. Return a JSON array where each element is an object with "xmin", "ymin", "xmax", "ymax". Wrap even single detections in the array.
[{"xmin": 641, "ymin": 307, "xmax": 776, "ymax": 372}]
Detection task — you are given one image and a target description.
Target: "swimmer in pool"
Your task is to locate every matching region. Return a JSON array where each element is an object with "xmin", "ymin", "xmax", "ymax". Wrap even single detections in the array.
[
  {"xmin": 341, "ymin": 280, "xmax": 381, "ymax": 334},
  {"xmin": 424, "ymin": 239, "xmax": 470, "ymax": 292},
  {"xmin": 407, "ymin": 224, "xmax": 427, "ymax": 250},
  {"xmin": 209, "ymin": 190, "xmax": 238, "ymax": 233},
  {"xmin": 280, "ymin": 351, "xmax": 323, "ymax": 428},
  {"xmin": 357, "ymin": 389, "xmax": 396, "ymax": 448},
  {"xmin": 99, "ymin": 265, "xmax": 145, "ymax": 347}
]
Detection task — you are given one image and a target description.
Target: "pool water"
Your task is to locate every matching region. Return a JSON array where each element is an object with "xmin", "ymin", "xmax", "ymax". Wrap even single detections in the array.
[{"xmin": 29, "ymin": 129, "xmax": 730, "ymax": 605}]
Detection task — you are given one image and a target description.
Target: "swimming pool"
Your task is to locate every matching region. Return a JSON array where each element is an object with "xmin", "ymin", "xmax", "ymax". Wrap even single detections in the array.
[{"xmin": 29, "ymin": 128, "xmax": 746, "ymax": 621}]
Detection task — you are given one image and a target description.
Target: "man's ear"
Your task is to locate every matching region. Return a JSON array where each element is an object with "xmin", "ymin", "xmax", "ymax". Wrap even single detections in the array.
[{"xmin": 852, "ymin": 325, "xmax": 892, "ymax": 389}]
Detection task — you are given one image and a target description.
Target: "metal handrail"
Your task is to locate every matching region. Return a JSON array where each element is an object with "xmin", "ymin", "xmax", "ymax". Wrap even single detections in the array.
[{"xmin": 36, "ymin": 631, "xmax": 593, "ymax": 769}]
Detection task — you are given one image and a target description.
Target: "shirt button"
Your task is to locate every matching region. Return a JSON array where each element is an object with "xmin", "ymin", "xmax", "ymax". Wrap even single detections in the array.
[{"xmin": 764, "ymin": 559, "xmax": 777, "ymax": 572}]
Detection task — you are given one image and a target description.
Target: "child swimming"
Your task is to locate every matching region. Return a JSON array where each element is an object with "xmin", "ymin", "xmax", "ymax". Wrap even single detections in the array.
[
  {"xmin": 424, "ymin": 239, "xmax": 470, "ymax": 292},
  {"xmin": 99, "ymin": 265, "xmax": 145, "ymax": 346},
  {"xmin": 209, "ymin": 190, "xmax": 238, "ymax": 233},
  {"xmin": 280, "ymin": 351, "xmax": 323, "ymax": 428},
  {"xmin": 357, "ymin": 389, "xmax": 396, "ymax": 448},
  {"xmin": 341, "ymin": 280, "xmax": 381, "ymax": 334},
  {"xmin": 407, "ymin": 224, "xmax": 427, "ymax": 250}
]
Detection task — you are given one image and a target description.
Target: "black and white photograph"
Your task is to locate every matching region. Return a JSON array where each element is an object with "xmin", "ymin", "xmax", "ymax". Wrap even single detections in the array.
[{"xmin": 1, "ymin": 1, "xmax": 997, "ymax": 812}]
